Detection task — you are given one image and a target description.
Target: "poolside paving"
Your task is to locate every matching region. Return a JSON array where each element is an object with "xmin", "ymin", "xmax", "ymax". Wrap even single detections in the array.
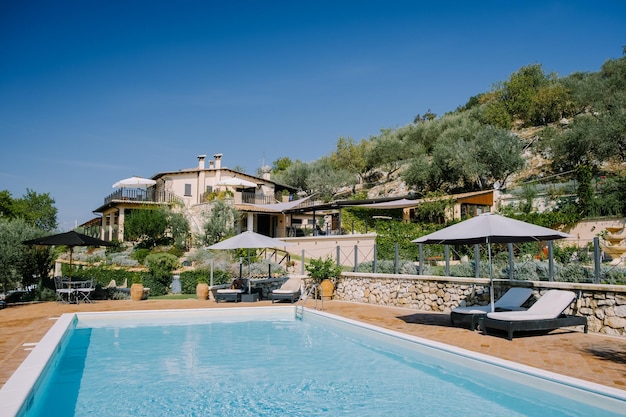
[{"xmin": 1, "ymin": 299, "xmax": 625, "ymax": 391}]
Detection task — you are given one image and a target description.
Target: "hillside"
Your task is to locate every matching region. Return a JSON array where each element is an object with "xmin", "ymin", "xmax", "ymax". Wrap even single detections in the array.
[{"xmin": 289, "ymin": 56, "xmax": 626, "ymax": 218}]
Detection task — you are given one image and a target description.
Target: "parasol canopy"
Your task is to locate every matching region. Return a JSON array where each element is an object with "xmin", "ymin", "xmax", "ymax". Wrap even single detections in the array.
[
  {"xmin": 412, "ymin": 213, "xmax": 571, "ymax": 311},
  {"xmin": 208, "ymin": 230, "xmax": 292, "ymax": 250},
  {"xmin": 112, "ymin": 176, "xmax": 156, "ymax": 188},
  {"xmin": 23, "ymin": 231, "xmax": 115, "ymax": 277},
  {"xmin": 413, "ymin": 212, "xmax": 570, "ymax": 245},
  {"xmin": 215, "ymin": 177, "xmax": 257, "ymax": 188}
]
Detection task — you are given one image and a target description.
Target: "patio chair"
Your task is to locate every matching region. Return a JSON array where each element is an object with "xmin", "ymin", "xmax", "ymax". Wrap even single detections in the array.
[
  {"xmin": 75, "ymin": 279, "xmax": 95, "ymax": 303},
  {"xmin": 480, "ymin": 289, "xmax": 588, "ymax": 340},
  {"xmin": 53, "ymin": 276, "xmax": 75, "ymax": 303},
  {"xmin": 450, "ymin": 287, "xmax": 533, "ymax": 330},
  {"xmin": 215, "ymin": 278, "xmax": 249, "ymax": 303},
  {"xmin": 271, "ymin": 277, "xmax": 302, "ymax": 303}
]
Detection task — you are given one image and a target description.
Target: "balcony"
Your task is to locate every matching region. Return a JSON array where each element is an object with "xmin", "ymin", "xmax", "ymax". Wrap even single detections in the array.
[
  {"xmin": 103, "ymin": 188, "xmax": 181, "ymax": 206},
  {"xmin": 242, "ymin": 191, "xmax": 274, "ymax": 205}
]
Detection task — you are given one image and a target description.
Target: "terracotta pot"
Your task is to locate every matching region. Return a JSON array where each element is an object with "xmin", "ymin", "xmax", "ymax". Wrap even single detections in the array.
[
  {"xmin": 130, "ymin": 283, "xmax": 144, "ymax": 301},
  {"xmin": 196, "ymin": 283, "xmax": 209, "ymax": 300},
  {"xmin": 319, "ymin": 279, "xmax": 334, "ymax": 300}
]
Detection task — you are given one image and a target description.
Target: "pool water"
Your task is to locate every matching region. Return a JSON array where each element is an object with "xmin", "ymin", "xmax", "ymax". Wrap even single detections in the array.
[{"xmin": 16, "ymin": 308, "xmax": 626, "ymax": 417}]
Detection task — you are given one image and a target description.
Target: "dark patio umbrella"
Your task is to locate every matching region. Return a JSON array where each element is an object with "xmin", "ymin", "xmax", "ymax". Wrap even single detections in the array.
[
  {"xmin": 412, "ymin": 213, "xmax": 571, "ymax": 311},
  {"xmin": 23, "ymin": 231, "xmax": 115, "ymax": 277}
]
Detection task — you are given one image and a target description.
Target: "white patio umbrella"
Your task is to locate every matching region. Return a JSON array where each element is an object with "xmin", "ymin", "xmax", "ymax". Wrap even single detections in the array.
[
  {"xmin": 112, "ymin": 176, "xmax": 156, "ymax": 188},
  {"xmin": 208, "ymin": 231, "xmax": 293, "ymax": 291},
  {"xmin": 412, "ymin": 213, "xmax": 571, "ymax": 311},
  {"xmin": 208, "ymin": 230, "xmax": 292, "ymax": 250},
  {"xmin": 215, "ymin": 177, "xmax": 257, "ymax": 188}
]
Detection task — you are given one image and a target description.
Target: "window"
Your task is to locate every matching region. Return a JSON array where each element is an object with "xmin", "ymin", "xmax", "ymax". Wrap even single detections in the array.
[{"xmin": 184, "ymin": 184, "xmax": 192, "ymax": 196}]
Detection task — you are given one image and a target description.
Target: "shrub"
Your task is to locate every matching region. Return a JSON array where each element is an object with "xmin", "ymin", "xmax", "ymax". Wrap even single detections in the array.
[
  {"xmin": 600, "ymin": 266, "xmax": 626, "ymax": 285},
  {"xmin": 37, "ymin": 287, "xmax": 57, "ymax": 302},
  {"xmin": 556, "ymin": 264, "xmax": 593, "ymax": 283},
  {"xmin": 142, "ymin": 252, "xmax": 179, "ymax": 295},
  {"xmin": 167, "ymin": 246, "xmax": 184, "ymax": 258},
  {"xmin": 109, "ymin": 253, "xmax": 139, "ymax": 267},
  {"xmin": 247, "ymin": 261, "xmax": 285, "ymax": 277},
  {"xmin": 305, "ymin": 256, "xmax": 342, "ymax": 282},
  {"xmin": 179, "ymin": 269, "xmax": 231, "ymax": 293},
  {"xmin": 131, "ymin": 248, "xmax": 151, "ymax": 265}
]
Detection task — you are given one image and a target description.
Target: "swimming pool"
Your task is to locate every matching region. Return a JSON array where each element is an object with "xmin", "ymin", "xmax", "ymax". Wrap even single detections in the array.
[{"xmin": 2, "ymin": 306, "xmax": 625, "ymax": 416}]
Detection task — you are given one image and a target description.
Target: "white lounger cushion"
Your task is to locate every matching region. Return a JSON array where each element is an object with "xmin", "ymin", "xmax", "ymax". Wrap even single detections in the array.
[
  {"xmin": 273, "ymin": 289, "xmax": 297, "ymax": 294},
  {"xmin": 452, "ymin": 287, "xmax": 533, "ymax": 315},
  {"xmin": 486, "ymin": 290, "xmax": 576, "ymax": 321},
  {"xmin": 273, "ymin": 277, "xmax": 302, "ymax": 293},
  {"xmin": 217, "ymin": 289, "xmax": 245, "ymax": 294}
]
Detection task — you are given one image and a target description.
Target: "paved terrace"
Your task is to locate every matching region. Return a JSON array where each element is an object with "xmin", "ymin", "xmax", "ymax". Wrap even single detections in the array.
[{"xmin": 1, "ymin": 299, "xmax": 625, "ymax": 391}]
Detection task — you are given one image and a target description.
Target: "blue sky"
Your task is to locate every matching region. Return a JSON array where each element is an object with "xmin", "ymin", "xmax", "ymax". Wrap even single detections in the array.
[{"xmin": 1, "ymin": 1, "xmax": 624, "ymax": 231}]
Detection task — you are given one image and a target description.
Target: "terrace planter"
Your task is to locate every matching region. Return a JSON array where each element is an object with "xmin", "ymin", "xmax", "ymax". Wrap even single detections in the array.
[
  {"xmin": 196, "ymin": 283, "xmax": 209, "ymax": 300},
  {"xmin": 319, "ymin": 279, "xmax": 334, "ymax": 301},
  {"xmin": 130, "ymin": 283, "xmax": 145, "ymax": 301}
]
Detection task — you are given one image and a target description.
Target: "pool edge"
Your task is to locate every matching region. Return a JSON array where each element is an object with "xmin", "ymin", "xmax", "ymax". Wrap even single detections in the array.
[{"xmin": 304, "ymin": 307, "xmax": 626, "ymax": 406}]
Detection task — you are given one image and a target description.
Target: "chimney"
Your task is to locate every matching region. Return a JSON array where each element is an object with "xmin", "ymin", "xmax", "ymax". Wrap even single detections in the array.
[
  {"xmin": 213, "ymin": 153, "xmax": 223, "ymax": 169},
  {"xmin": 197, "ymin": 154, "xmax": 206, "ymax": 170},
  {"xmin": 261, "ymin": 165, "xmax": 271, "ymax": 180},
  {"xmin": 209, "ymin": 160, "xmax": 215, "ymax": 169}
]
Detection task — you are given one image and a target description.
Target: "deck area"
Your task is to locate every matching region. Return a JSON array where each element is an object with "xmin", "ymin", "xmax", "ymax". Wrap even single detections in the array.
[{"xmin": 1, "ymin": 299, "xmax": 625, "ymax": 391}]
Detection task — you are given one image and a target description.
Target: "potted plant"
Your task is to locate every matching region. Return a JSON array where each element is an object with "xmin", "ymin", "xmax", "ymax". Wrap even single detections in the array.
[
  {"xmin": 196, "ymin": 276, "xmax": 209, "ymax": 300},
  {"xmin": 305, "ymin": 256, "xmax": 342, "ymax": 300},
  {"xmin": 130, "ymin": 276, "xmax": 144, "ymax": 301}
]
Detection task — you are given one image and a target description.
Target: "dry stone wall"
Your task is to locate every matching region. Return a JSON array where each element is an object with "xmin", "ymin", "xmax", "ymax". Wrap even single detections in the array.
[{"xmin": 332, "ymin": 272, "xmax": 626, "ymax": 337}]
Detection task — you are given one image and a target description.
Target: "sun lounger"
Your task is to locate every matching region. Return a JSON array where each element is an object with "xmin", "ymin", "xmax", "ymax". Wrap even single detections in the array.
[
  {"xmin": 216, "ymin": 279, "xmax": 249, "ymax": 303},
  {"xmin": 450, "ymin": 287, "xmax": 533, "ymax": 330},
  {"xmin": 271, "ymin": 277, "xmax": 302, "ymax": 303},
  {"xmin": 480, "ymin": 289, "xmax": 588, "ymax": 340}
]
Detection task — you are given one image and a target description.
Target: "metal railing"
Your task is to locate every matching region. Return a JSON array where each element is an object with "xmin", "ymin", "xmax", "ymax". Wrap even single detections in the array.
[
  {"xmin": 103, "ymin": 188, "xmax": 181, "ymax": 206},
  {"xmin": 296, "ymin": 283, "xmax": 322, "ymax": 319}
]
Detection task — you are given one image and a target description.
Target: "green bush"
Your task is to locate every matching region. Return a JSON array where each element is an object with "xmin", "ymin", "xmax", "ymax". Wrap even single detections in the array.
[
  {"xmin": 37, "ymin": 287, "xmax": 57, "ymax": 302},
  {"xmin": 179, "ymin": 269, "xmax": 231, "ymax": 293},
  {"xmin": 65, "ymin": 266, "xmax": 141, "ymax": 289},
  {"xmin": 600, "ymin": 266, "xmax": 626, "ymax": 285},
  {"xmin": 143, "ymin": 253, "xmax": 180, "ymax": 295},
  {"xmin": 167, "ymin": 246, "xmax": 184, "ymax": 258},
  {"xmin": 306, "ymin": 256, "xmax": 342, "ymax": 282},
  {"xmin": 556, "ymin": 264, "xmax": 593, "ymax": 283},
  {"xmin": 131, "ymin": 248, "xmax": 151, "ymax": 265}
]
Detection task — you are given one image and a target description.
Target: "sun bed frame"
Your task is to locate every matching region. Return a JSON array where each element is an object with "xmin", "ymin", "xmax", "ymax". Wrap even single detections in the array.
[
  {"xmin": 450, "ymin": 287, "xmax": 533, "ymax": 331},
  {"xmin": 480, "ymin": 314, "xmax": 588, "ymax": 340},
  {"xmin": 271, "ymin": 277, "xmax": 302, "ymax": 304},
  {"xmin": 215, "ymin": 279, "xmax": 249, "ymax": 303},
  {"xmin": 451, "ymin": 307, "xmax": 524, "ymax": 331}
]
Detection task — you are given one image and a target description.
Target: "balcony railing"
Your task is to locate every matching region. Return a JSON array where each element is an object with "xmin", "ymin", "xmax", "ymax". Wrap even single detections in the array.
[
  {"xmin": 242, "ymin": 192, "xmax": 274, "ymax": 205},
  {"xmin": 103, "ymin": 188, "xmax": 181, "ymax": 206}
]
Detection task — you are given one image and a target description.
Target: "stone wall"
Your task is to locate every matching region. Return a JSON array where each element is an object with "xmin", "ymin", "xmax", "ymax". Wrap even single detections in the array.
[{"xmin": 332, "ymin": 272, "xmax": 626, "ymax": 337}]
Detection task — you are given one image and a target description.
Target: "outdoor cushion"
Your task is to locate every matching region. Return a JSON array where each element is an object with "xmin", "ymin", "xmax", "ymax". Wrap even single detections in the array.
[
  {"xmin": 453, "ymin": 287, "xmax": 533, "ymax": 315},
  {"xmin": 278, "ymin": 277, "xmax": 302, "ymax": 292},
  {"xmin": 217, "ymin": 289, "xmax": 245, "ymax": 294},
  {"xmin": 486, "ymin": 290, "xmax": 577, "ymax": 321}
]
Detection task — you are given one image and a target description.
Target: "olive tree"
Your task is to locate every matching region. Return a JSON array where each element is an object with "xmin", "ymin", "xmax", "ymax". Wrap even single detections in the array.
[
  {"xmin": 0, "ymin": 218, "xmax": 54, "ymax": 294},
  {"xmin": 200, "ymin": 200, "xmax": 238, "ymax": 246}
]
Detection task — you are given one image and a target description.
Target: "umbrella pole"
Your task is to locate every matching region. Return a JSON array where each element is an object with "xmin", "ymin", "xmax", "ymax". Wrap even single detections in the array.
[
  {"xmin": 488, "ymin": 240, "xmax": 494, "ymax": 312},
  {"xmin": 69, "ymin": 247, "xmax": 74, "ymax": 279}
]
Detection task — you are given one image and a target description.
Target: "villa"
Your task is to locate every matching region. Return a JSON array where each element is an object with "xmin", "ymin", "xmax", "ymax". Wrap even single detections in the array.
[{"xmin": 92, "ymin": 153, "xmax": 316, "ymax": 242}]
